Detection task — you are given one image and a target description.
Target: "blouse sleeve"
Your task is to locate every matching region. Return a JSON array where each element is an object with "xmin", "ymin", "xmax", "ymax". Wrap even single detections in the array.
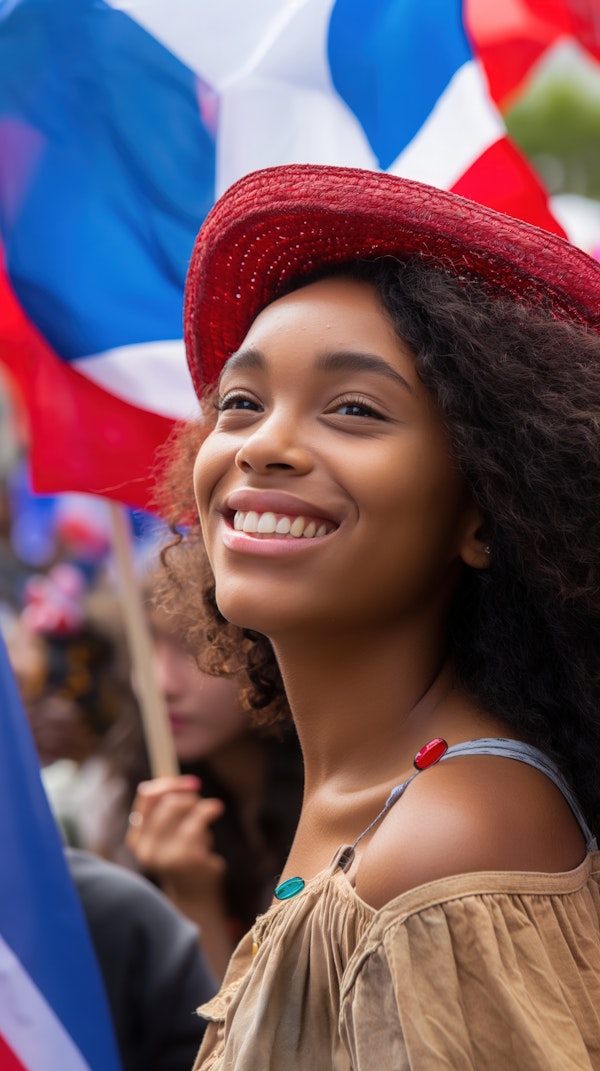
[{"xmin": 339, "ymin": 874, "xmax": 600, "ymax": 1071}]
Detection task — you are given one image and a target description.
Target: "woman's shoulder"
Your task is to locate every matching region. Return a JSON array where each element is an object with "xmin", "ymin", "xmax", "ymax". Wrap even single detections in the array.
[
  {"xmin": 341, "ymin": 847, "xmax": 600, "ymax": 1071},
  {"xmin": 354, "ymin": 750, "xmax": 589, "ymax": 910}
]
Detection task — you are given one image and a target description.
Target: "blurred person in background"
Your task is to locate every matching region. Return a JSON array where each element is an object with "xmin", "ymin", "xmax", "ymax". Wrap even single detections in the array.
[
  {"xmin": 5, "ymin": 561, "xmax": 148, "ymax": 862},
  {"xmin": 126, "ymin": 567, "xmax": 304, "ymax": 980}
]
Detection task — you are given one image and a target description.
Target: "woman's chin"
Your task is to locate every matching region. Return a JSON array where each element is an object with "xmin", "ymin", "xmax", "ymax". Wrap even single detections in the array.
[{"xmin": 215, "ymin": 591, "xmax": 289, "ymax": 637}]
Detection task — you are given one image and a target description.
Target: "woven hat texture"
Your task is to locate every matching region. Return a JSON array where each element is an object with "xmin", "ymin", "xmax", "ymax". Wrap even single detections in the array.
[{"xmin": 184, "ymin": 164, "xmax": 600, "ymax": 396}]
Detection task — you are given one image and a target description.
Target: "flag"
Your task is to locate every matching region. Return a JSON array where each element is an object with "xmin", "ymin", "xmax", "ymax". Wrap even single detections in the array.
[
  {"xmin": 466, "ymin": 0, "xmax": 600, "ymax": 110},
  {"xmin": 0, "ymin": 251, "xmax": 175, "ymax": 507},
  {"xmin": 0, "ymin": 0, "xmax": 597, "ymax": 506},
  {"xmin": 0, "ymin": 631, "xmax": 122, "ymax": 1071}
]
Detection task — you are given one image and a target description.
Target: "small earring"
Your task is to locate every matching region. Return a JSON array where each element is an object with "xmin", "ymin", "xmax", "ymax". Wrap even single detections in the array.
[{"xmin": 484, "ymin": 545, "xmax": 491, "ymax": 556}]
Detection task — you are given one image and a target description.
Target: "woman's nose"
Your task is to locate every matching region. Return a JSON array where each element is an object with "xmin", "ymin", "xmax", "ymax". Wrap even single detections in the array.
[{"xmin": 235, "ymin": 413, "xmax": 313, "ymax": 475}]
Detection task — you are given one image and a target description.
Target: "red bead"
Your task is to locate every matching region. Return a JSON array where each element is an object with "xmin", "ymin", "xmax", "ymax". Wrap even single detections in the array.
[{"xmin": 413, "ymin": 738, "xmax": 448, "ymax": 770}]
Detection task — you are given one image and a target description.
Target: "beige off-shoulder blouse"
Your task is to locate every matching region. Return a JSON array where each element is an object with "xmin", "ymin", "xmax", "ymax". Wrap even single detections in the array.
[
  {"xmin": 192, "ymin": 848, "xmax": 600, "ymax": 1070},
  {"xmin": 193, "ymin": 741, "xmax": 600, "ymax": 1070}
]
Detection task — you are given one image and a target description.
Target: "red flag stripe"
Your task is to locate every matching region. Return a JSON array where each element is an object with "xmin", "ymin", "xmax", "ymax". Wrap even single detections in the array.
[
  {"xmin": 467, "ymin": 0, "xmax": 600, "ymax": 111},
  {"xmin": 0, "ymin": 264, "xmax": 174, "ymax": 508},
  {"xmin": 451, "ymin": 136, "xmax": 567, "ymax": 237},
  {"xmin": 0, "ymin": 1034, "xmax": 27, "ymax": 1071}
]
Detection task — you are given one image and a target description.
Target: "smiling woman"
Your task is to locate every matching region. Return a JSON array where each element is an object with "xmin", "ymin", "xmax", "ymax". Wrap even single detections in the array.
[
  {"xmin": 154, "ymin": 164, "xmax": 600, "ymax": 1071},
  {"xmin": 194, "ymin": 275, "xmax": 481, "ymax": 641}
]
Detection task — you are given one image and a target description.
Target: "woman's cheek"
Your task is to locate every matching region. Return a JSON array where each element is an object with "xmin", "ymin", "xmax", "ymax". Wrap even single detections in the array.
[
  {"xmin": 192, "ymin": 440, "xmax": 217, "ymax": 518},
  {"xmin": 193, "ymin": 440, "xmax": 227, "ymax": 558}
]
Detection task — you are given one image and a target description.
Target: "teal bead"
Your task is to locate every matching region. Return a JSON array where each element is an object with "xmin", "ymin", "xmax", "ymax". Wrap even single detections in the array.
[{"xmin": 274, "ymin": 876, "xmax": 305, "ymax": 900}]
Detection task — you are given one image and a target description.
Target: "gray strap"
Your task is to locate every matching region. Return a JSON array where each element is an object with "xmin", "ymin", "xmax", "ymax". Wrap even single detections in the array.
[
  {"xmin": 439, "ymin": 738, "xmax": 597, "ymax": 851},
  {"xmin": 346, "ymin": 737, "xmax": 597, "ymax": 859}
]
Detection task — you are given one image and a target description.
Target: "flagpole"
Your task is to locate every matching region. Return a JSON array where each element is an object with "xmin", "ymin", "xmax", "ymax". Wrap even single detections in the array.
[{"xmin": 108, "ymin": 502, "xmax": 179, "ymax": 778}]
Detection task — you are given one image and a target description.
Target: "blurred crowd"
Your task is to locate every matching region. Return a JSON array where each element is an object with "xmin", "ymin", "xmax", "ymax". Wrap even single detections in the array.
[{"xmin": 0, "ymin": 378, "xmax": 304, "ymax": 1070}]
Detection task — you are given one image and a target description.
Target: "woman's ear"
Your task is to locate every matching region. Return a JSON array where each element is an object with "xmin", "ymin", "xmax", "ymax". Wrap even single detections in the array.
[{"xmin": 458, "ymin": 504, "xmax": 492, "ymax": 570}]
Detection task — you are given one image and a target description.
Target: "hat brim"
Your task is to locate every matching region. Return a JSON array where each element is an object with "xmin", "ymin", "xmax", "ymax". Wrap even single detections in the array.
[{"xmin": 184, "ymin": 164, "xmax": 600, "ymax": 396}]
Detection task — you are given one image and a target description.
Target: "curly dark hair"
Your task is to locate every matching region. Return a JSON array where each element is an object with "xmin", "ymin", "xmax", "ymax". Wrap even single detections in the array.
[{"xmin": 153, "ymin": 257, "xmax": 600, "ymax": 834}]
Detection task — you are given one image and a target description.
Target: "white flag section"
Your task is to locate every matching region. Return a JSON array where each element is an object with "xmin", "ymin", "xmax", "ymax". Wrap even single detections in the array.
[
  {"xmin": 73, "ymin": 340, "xmax": 194, "ymax": 422},
  {"xmin": 86, "ymin": 0, "xmax": 511, "ymax": 424},
  {"xmin": 106, "ymin": 0, "xmax": 504, "ymax": 195},
  {"xmin": 388, "ymin": 61, "xmax": 504, "ymax": 189}
]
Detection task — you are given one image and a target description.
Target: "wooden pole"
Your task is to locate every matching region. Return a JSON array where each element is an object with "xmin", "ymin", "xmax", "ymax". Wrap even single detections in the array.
[{"xmin": 108, "ymin": 502, "xmax": 178, "ymax": 778}]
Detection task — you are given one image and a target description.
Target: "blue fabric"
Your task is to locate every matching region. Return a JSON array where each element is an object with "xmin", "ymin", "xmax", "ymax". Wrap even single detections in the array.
[
  {"xmin": 0, "ymin": 0, "xmax": 215, "ymax": 360},
  {"xmin": 328, "ymin": 0, "xmax": 472, "ymax": 168},
  {"xmin": 0, "ymin": 632, "xmax": 122, "ymax": 1069}
]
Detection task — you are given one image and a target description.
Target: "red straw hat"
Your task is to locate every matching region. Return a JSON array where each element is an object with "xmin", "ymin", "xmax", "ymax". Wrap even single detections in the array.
[{"xmin": 184, "ymin": 163, "xmax": 600, "ymax": 396}]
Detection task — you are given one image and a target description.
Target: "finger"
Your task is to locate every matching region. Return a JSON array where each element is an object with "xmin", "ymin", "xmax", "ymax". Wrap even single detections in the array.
[
  {"xmin": 194, "ymin": 796, "xmax": 227, "ymax": 828},
  {"xmin": 168, "ymin": 798, "xmax": 227, "ymax": 860},
  {"xmin": 132, "ymin": 790, "xmax": 201, "ymax": 836},
  {"xmin": 136, "ymin": 775, "xmax": 201, "ymax": 798},
  {"xmin": 127, "ymin": 775, "xmax": 202, "ymax": 836},
  {"xmin": 128, "ymin": 800, "xmax": 222, "ymax": 876},
  {"xmin": 139, "ymin": 794, "xmax": 226, "ymax": 845},
  {"xmin": 131, "ymin": 796, "xmax": 225, "ymax": 862}
]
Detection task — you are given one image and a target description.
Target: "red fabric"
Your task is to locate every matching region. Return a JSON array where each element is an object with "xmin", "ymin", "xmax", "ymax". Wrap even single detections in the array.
[
  {"xmin": 0, "ymin": 264, "xmax": 173, "ymax": 509},
  {"xmin": 0, "ymin": 1034, "xmax": 27, "ymax": 1071},
  {"xmin": 450, "ymin": 136, "xmax": 566, "ymax": 237},
  {"xmin": 184, "ymin": 164, "xmax": 600, "ymax": 393},
  {"xmin": 466, "ymin": 0, "xmax": 600, "ymax": 110}
]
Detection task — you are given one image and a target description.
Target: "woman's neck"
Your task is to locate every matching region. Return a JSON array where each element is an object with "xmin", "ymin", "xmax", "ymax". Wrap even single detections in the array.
[
  {"xmin": 271, "ymin": 630, "xmax": 507, "ymax": 886},
  {"xmin": 273, "ymin": 623, "xmax": 459, "ymax": 792}
]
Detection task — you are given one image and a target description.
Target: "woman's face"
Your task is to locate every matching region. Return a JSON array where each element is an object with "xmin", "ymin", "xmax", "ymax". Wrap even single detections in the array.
[
  {"xmin": 138, "ymin": 609, "xmax": 248, "ymax": 763},
  {"xmin": 194, "ymin": 276, "xmax": 483, "ymax": 639}
]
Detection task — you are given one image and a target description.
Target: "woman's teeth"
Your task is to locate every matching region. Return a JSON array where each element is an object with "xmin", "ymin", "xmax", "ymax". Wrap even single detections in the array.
[{"xmin": 233, "ymin": 510, "xmax": 331, "ymax": 538}]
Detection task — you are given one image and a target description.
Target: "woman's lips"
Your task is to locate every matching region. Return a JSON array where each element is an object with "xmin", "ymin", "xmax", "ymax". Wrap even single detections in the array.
[
  {"xmin": 216, "ymin": 490, "xmax": 341, "ymax": 554},
  {"xmin": 168, "ymin": 713, "xmax": 189, "ymax": 731},
  {"xmin": 232, "ymin": 510, "xmax": 334, "ymax": 539},
  {"xmin": 219, "ymin": 514, "xmax": 337, "ymax": 556},
  {"xmin": 223, "ymin": 490, "xmax": 340, "ymax": 539}
]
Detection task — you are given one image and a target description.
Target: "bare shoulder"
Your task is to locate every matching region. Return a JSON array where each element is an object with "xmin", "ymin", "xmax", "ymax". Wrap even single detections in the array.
[{"xmin": 354, "ymin": 754, "xmax": 588, "ymax": 910}]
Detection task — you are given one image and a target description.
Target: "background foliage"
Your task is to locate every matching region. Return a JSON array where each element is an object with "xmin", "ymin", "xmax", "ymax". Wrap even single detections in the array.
[{"xmin": 506, "ymin": 43, "xmax": 600, "ymax": 200}]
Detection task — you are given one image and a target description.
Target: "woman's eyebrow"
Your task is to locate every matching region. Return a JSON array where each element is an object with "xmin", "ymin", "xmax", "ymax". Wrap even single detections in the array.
[
  {"xmin": 218, "ymin": 347, "xmax": 264, "ymax": 387},
  {"xmin": 220, "ymin": 347, "xmax": 413, "ymax": 394},
  {"xmin": 315, "ymin": 350, "xmax": 414, "ymax": 394}
]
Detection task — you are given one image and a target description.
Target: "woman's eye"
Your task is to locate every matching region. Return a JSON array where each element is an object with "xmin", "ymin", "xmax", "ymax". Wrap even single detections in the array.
[
  {"xmin": 332, "ymin": 398, "xmax": 383, "ymax": 419},
  {"xmin": 215, "ymin": 392, "xmax": 261, "ymax": 412}
]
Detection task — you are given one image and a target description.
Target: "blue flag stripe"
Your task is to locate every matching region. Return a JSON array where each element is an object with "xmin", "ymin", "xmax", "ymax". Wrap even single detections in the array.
[
  {"xmin": 328, "ymin": 0, "xmax": 473, "ymax": 170},
  {"xmin": 0, "ymin": 634, "xmax": 122, "ymax": 1069},
  {"xmin": 0, "ymin": 0, "xmax": 215, "ymax": 362}
]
